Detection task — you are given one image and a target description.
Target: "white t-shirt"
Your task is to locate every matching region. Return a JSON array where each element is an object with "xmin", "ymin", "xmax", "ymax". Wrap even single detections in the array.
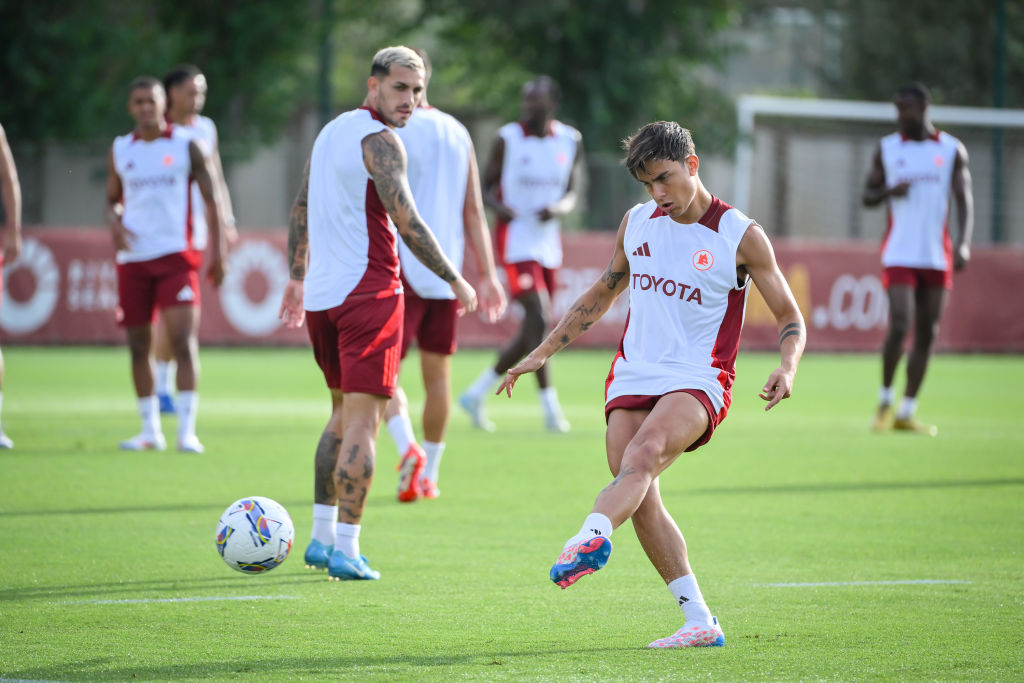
[
  {"xmin": 879, "ymin": 130, "xmax": 960, "ymax": 271},
  {"xmin": 111, "ymin": 125, "xmax": 197, "ymax": 264},
  {"xmin": 606, "ymin": 196, "xmax": 752, "ymax": 418},
  {"xmin": 304, "ymin": 107, "xmax": 401, "ymax": 311},
  {"xmin": 395, "ymin": 106, "xmax": 472, "ymax": 300},
  {"xmin": 496, "ymin": 120, "xmax": 580, "ymax": 269}
]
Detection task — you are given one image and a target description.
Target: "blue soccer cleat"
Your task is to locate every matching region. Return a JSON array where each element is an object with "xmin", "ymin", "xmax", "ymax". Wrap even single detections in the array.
[
  {"xmin": 303, "ymin": 539, "xmax": 333, "ymax": 570},
  {"xmin": 550, "ymin": 535, "xmax": 612, "ymax": 588},
  {"xmin": 158, "ymin": 393, "xmax": 176, "ymax": 414},
  {"xmin": 327, "ymin": 550, "xmax": 380, "ymax": 581}
]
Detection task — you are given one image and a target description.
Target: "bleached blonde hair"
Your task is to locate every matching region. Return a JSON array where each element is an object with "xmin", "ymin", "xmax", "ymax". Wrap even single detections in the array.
[{"xmin": 370, "ymin": 46, "xmax": 424, "ymax": 78}]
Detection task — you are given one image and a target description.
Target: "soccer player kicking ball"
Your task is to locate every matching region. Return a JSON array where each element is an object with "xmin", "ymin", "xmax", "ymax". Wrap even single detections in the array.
[{"xmin": 498, "ymin": 121, "xmax": 805, "ymax": 648}]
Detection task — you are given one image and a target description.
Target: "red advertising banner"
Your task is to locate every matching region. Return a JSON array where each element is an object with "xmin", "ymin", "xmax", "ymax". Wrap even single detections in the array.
[{"xmin": 3, "ymin": 228, "xmax": 1023, "ymax": 352}]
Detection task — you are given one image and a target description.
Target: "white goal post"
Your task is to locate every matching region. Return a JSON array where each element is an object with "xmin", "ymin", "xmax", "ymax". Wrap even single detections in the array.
[{"xmin": 733, "ymin": 95, "xmax": 1024, "ymax": 241}]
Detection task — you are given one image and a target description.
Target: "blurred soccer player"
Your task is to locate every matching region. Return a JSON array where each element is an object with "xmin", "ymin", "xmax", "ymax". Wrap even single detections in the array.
[
  {"xmin": 498, "ymin": 121, "xmax": 805, "ymax": 648},
  {"xmin": 277, "ymin": 47, "xmax": 477, "ymax": 581},
  {"xmin": 459, "ymin": 75, "xmax": 581, "ymax": 433},
  {"xmin": 153, "ymin": 64, "xmax": 238, "ymax": 415},
  {"xmin": 106, "ymin": 77, "xmax": 226, "ymax": 453},
  {"xmin": 864, "ymin": 83, "xmax": 973, "ymax": 436},
  {"xmin": 384, "ymin": 48, "xmax": 506, "ymax": 503},
  {"xmin": 0, "ymin": 122, "xmax": 22, "ymax": 449}
]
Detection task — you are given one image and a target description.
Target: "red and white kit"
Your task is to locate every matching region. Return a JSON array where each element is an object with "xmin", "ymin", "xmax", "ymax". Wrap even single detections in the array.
[
  {"xmin": 176, "ymin": 114, "xmax": 219, "ymax": 251},
  {"xmin": 494, "ymin": 120, "xmax": 580, "ymax": 270},
  {"xmin": 605, "ymin": 197, "xmax": 752, "ymax": 423},
  {"xmin": 111, "ymin": 126, "xmax": 199, "ymax": 264},
  {"xmin": 303, "ymin": 107, "xmax": 404, "ymax": 396},
  {"xmin": 879, "ymin": 130, "xmax": 960, "ymax": 273}
]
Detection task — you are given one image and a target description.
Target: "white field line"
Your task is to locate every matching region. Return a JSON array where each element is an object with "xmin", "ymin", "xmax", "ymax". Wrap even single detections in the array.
[
  {"xmin": 63, "ymin": 594, "xmax": 300, "ymax": 605},
  {"xmin": 756, "ymin": 580, "xmax": 972, "ymax": 587}
]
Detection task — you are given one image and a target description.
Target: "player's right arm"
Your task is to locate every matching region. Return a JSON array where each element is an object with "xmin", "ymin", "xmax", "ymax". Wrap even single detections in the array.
[
  {"xmin": 950, "ymin": 141, "xmax": 974, "ymax": 270},
  {"xmin": 0, "ymin": 123, "xmax": 22, "ymax": 262},
  {"xmin": 278, "ymin": 156, "xmax": 310, "ymax": 328},
  {"xmin": 481, "ymin": 135, "xmax": 515, "ymax": 223},
  {"xmin": 105, "ymin": 147, "xmax": 132, "ymax": 252},
  {"xmin": 862, "ymin": 143, "xmax": 909, "ymax": 206},
  {"xmin": 498, "ymin": 210, "xmax": 631, "ymax": 397},
  {"xmin": 362, "ymin": 128, "xmax": 477, "ymax": 314}
]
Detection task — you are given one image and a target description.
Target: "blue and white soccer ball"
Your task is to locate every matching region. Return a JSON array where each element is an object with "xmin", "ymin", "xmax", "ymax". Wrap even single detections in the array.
[{"xmin": 215, "ymin": 496, "xmax": 294, "ymax": 573}]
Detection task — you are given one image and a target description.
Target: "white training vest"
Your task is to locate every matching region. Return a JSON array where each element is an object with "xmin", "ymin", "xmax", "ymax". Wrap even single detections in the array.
[
  {"xmin": 111, "ymin": 126, "xmax": 196, "ymax": 264},
  {"xmin": 177, "ymin": 114, "xmax": 218, "ymax": 251},
  {"xmin": 395, "ymin": 106, "xmax": 471, "ymax": 300},
  {"xmin": 605, "ymin": 197, "xmax": 752, "ymax": 417},
  {"xmin": 304, "ymin": 107, "xmax": 402, "ymax": 312},
  {"xmin": 497, "ymin": 120, "xmax": 580, "ymax": 268},
  {"xmin": 879, "ymin": 131, "xmax": 959, "ymax": 271}
]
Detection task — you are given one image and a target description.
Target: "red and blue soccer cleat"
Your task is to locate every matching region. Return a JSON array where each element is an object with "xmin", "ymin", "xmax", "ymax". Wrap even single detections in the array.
[{"xmin": 549, "ymin": 536, "xmax": 612, "ymax": 588}]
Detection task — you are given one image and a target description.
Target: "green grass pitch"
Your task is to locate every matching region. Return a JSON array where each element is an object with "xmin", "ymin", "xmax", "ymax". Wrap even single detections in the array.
[{"xmin": 1, "ymin": 346, "xmax": 1022, "ymax": 681}]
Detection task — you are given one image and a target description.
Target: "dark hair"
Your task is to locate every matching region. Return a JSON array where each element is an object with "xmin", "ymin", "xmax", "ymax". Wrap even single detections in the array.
[
  {"xmin": 162, "ymin": 64, "xmax": 202, "ymax": 109},
  {"xmin": 524, "ymin": 75, "xmax": 561, "ymax": 103},
  {"xmin": 894, "ymin": 82, "xmax": 930, "ymax": 105},
  {"xmin": 621, "ymin": 121, "xmax": 695, "ymax": 178},
  {"xmin": 129, "ymin": 75, "xmax": 164, "ymax": 97}
]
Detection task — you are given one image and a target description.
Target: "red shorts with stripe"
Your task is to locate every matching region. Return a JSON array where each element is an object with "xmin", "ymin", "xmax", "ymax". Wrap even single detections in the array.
[
  {"xmin": 882, "ymin": 266, "xmax": 951, "ymax": 290},
  {"xmin": 504, "ymin": 260, "xmax": 557, "ymax": 300},
  {"xmin": 400, "ymin": 287, "xmax": 458, "ymax": 358},
  {"xmin": 116, "ymin": 252, "xmax": 201, "ymax": 327},
  {"xmin": 305, "ymin": 292, "xmax": 404, "ymax": 398},
  {"xmin": 604, "ymin": 388, "xmax": 721, "ymax": 452}
]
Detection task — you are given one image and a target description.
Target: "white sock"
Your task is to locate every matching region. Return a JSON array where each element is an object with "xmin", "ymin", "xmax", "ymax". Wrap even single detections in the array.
[
  {"xmin": 423, "ymin": 440, "xmax": 445, "ymax": 482},
  {"xmin": 668, "ymin": 574, "xmax": 714, "ymax": 626},
  {"xmin": 466, "ymin": 367, "xmax": 500, "ymax": 400},
  {"xmin": 138, "ymin": 395, "xmax": 160, "ymax": 437},
  {"xmin": 335, "ymin": 522, "xmax": 361, "ymax": 559},
  {"xmin": 540, "ymin": 386, "xmax": 562, "ymax": 416},
  {"xmin": 897, "ymin": 396, "xmax": 917, "ymax": 420},
  {"xmin": 386, "ymin": 414, "xmax": 416, "ymax": 457},
  {"xmin": 879, "ymin": 386, "xmax": 894, "ymax": 406},
  {"xmin": 176, "ymin": 391, "xmax": 199, "ymax": 441},
  {"xmin": 575, "ymin": 512, "xmax": 613, "ymax": 541},
  {"xmin": 311, "ymin": 504, "xmax": 336, "ymax": 546},
  {"xmin": 155, "ymin": 361, "xmax": 174, "ymax": 396}
]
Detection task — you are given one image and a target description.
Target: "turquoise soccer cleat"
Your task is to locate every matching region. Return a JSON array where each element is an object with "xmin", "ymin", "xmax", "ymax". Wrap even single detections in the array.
[
  {"xmin": 303, "ymin": 539, "xmax": 333, "ymax": 570},
  {"xmin": 327, "ymin": 550, "xmax": 380, "ymax": 581}
]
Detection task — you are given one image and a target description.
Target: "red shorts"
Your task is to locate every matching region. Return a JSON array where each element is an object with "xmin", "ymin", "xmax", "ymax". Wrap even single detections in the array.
[
  {"xmin": 116, "ymin": 252, "xmax": 201, "ymax": 327},
  {"xmin": 883, "ymin": 266, "xmax": 951, "ymax": 291},
  {"xmin": 605, "ymin": 389, "xmax": 720, "ymax": 452},
  {"xmin": 504, "ymin": 260, "xmax": 557, "ymax": 300},
  {"xmin": 400, "ymin": 288, "xmax": 458, "ymax": 358},
  {"xmin": 305, "ymin": 293, "xmax": 404, "ymax": 397}
]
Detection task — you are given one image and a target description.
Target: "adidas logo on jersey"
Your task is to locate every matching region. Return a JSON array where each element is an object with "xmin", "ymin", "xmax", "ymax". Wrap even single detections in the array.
[
  {"xmin": 632, "ymin": 242, "xmax": 651, "ymax": 257},
  {"xmin": 176, "ymin": 285, "xmax": 195, "ymax": 302}
]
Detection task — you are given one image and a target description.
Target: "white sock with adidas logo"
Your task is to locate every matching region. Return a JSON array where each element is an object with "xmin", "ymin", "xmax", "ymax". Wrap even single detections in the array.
[
  {"xmin": 573, "ymin": 512, "xmax": 612, "ymax": 543},
  {"xmin": 668, "ymin": 573, "xmax": 714, "ymax": 626}
]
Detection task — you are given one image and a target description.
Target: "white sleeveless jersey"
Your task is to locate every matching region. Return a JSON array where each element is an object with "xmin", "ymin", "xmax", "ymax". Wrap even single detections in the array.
[
  {"xmin": 497, "ymin": 120, "xmax": 580, "ymax": 268},
  {"xmin": 395, "ymin": 106, "xmax": 471, "ymax": 299},
  {"xmin": 605, "ymin": 197, "xmax": 752, "ymax": 418},
  {"xmin": 111, "ymin": 125, "xmax": 196, "ymax": 264},
  {"xmin": 304, "ymin": 107, "xmax": 401, "ymax": 311},
  {"xmin": 177, "ymin": 114, "xmax": 219, "ymax": 251},
  {"xmin": 879, "ymin": 131, "xmax": 960, "ymax": 270}
]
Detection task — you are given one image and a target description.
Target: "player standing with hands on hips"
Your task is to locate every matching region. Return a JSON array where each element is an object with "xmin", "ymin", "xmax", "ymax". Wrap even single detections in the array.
[
  {"xmin": 498, "ymin": 121, "xmax": 805, "ymax": 648},
  {"xmin": 278, "ymin": 47, "xmax": 476, "ymax": 582},
  {"xmin": 864, "ymin": 82, "xmax": 973, "ymax": 436}
]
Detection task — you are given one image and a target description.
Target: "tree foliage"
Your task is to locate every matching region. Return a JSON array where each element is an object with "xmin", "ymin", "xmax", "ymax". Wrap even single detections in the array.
[
  {"xmin": 0, "ymin": 0, "xmax": 321, "ymax": 144},
  {"xmin": 417, "ymin": 0, "xmax": 740, "ymax": 156}
]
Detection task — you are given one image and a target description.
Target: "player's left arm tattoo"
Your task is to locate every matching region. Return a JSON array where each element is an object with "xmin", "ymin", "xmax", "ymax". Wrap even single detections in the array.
[
  {"xmin": 779, "ymin": 322, "xmax": 803, "ymax": 346},
  {"xmin": 287, "ymin": 158, "xmax": 311, "ymax": 280},
  {"xmin": 364, "ymin": 131, "xmax": 458, "ymax": 283}
]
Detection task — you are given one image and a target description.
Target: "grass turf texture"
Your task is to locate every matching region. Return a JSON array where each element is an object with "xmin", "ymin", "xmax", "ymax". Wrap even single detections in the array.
[{"xmin": 1, "ymin": 347, "xmax": 1022, "ymax": 681}]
